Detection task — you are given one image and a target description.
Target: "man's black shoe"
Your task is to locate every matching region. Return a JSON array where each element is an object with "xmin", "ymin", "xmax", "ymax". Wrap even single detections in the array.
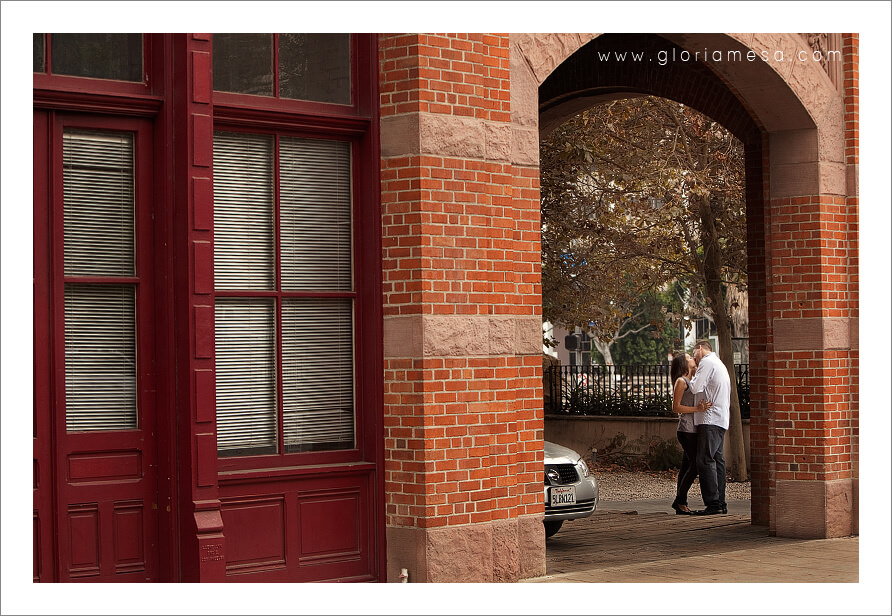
[
  {"xmin": 693, "ymin": 507, "xmax": 724, "ymax": 516},
  {"xmin": 722, "ymin": 505, "xmax": 728, "ymax": 514}
]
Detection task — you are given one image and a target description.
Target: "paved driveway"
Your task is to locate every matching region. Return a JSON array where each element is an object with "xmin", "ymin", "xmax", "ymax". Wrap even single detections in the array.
[{"xmin": 529, "ymin": 506, "xmax": 859, "ymax": 583}]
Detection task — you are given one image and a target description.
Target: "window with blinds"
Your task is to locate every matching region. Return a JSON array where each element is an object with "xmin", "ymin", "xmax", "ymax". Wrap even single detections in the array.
[
  {"xmin": 213, "ymin": 131, "xmax": 274, "ymax": 290},
  {"xmin": 282, "ymin": 299, "xmax": 354, "ymax": 452},
  {"xmin": 64, "ymin": 285, "xmax": 137, "ymax": 431},
  {"xmin": 63, "ymin": 131, "xmax": 135, "ymax": 276},
  {"xmin": 213, "ymin": 131, "xmax": 355, "ymax": 457},
  {"xmin": 280, "ymin": 137, "xmax": 352, "ymax": 291},
  {"xmin": 215, "ymin": 299, "xmax": 278, "ymax": 455},
  {"xmin": 62, "ymin": 129, "xmax": 137, "ymax": 432}
]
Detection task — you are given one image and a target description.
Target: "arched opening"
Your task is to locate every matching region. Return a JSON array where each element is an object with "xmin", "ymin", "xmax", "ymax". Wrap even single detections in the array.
[
  {"xmin": 515, "ymin": 31, "xmax": 856, "ymax": 538},
  {"xmin": 540, "ymin": 92, "xmax": 752, "ymax": 510}
]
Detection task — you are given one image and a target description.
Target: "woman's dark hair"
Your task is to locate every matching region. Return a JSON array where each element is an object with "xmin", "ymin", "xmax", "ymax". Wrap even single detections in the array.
[{"xmin": 670, "ymin": 352, "xmax": 689, "ymax": 383}]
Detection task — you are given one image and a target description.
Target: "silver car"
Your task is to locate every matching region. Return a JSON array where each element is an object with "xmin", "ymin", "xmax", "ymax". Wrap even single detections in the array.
[{"xmin": 544, "ymin": 441, "xmax": 599, "ymax": 538}]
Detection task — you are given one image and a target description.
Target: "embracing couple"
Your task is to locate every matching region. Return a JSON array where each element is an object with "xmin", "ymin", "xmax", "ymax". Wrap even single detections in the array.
[{"xmin": 669, "ymin": 340, "xmax": 732, "ymax": 516}]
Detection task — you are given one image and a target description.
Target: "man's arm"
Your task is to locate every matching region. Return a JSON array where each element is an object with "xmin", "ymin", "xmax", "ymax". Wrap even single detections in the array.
[{"xmin": 688, "ymin": 357, "xmax": 714, "ymax": 395}]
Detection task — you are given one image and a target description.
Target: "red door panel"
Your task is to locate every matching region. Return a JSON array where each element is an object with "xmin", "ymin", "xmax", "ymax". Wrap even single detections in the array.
[
  {"xmin": 44, "ymin": 114, "xmax": 159, "ymax": 582},
  {"xmin": 219, "ymin": 470, "xmax": 376, "ymax": 582}
]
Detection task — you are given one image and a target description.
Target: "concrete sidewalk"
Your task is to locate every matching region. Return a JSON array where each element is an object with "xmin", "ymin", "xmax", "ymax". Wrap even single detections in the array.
[{"xmin": 526, "ymin": 501, "xmax": 858, "ymax": 583}]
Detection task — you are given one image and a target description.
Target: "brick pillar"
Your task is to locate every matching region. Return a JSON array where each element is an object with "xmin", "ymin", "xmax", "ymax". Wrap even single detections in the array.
[
  {"xmin": 765, "ymin": 124, "xmax": 857, "ymax": 538},
  {"xmin": 379, "ymin": 33, "xmax": 545, "ymax": 582}
]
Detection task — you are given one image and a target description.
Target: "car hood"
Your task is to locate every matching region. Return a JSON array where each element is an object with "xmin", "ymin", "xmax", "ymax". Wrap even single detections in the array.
[{"xmin": 544, "ymin": 440, "xmax": 582, "ymax": 465}]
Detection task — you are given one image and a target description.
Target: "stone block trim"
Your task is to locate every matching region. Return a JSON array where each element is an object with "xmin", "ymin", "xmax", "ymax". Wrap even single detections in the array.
[
  {"xmin": 385, "ymin": 514, "xmax": 545, "ymax": 582},
  {"xmin": 384, "ymin": 314, "xmax": 543, "ymax": 359},
  {"xmin": 775, "ymin": 478, "xmax": 854, "ymax": 538}
]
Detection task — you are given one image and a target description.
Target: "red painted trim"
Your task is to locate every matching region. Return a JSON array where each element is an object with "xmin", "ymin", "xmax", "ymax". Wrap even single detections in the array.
[
  {"xmin": 33, "ymin": 88, "xmax": 163, "ymax": 117},
  {"xmin": 213, "ymin": 103, "xmax": 370, "ymax": 137},
  {"xmin": 62, "ymin": 276, "xmax": 141, "ymax": 285},
  {"xmin": 150, "ymin": 34, "xmax": 180, "ymax": 582},
  {"xmin": 218, "ymin": 460, "xmax": 378, "ymax": 485},
  {"xmin": 33, "ymin": 109, "xmax": 57, "ymax": 581},
  {"xmin": 212, "ymin": 92, "xmax": 360, "ymax": 117},
  {"xmin": 215, "ymin": 289, "xmax": 358, "ymax": 299},
  {"xmin": 358, "ymin": 33, "xmax": 386, "ymax": 581},
  {"xmin": 272, "ymin": 34, "xmax": 281, "ymax": 103},
  {"xmin": 274, "ymin": 133, "xmax": 285, "ymax": 456}
]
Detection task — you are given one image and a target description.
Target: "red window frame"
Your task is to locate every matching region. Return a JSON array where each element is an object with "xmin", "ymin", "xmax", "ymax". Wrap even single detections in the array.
[
  {"xmin": 213, "ymin": 33, "xmax": 381, "ymax": 474},
  {"xmin": 33, "ymin": 34, "xmax": 157, "ymax": 97},
  {"xmin": 211, "ymin": 33, "xmax": 371, "ymax": 119},
  {"xmin": 50, "ymin": 114, "xmax": 157, "ymax": 443}
]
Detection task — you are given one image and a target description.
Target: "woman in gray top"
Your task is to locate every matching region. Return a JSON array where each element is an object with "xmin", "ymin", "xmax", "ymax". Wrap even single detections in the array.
[{"xmin": 669, "ymin": 352, "xmax": 711, "ymax": 515}]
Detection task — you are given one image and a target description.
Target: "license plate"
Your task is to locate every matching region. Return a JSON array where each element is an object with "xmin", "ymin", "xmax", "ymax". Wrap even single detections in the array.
[{"xmin": 550, "ymin": 486, "xmax": 576, "ymax": 507}]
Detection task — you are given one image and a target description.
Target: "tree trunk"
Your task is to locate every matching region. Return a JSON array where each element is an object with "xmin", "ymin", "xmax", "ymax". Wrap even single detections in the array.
[
  {"xmin": 592, "ymin": 338, "xmax": 615, "ymax": 366},
  {"xmin": 697, "ymin": 195, "xmax": 748, "ymax": 481}
]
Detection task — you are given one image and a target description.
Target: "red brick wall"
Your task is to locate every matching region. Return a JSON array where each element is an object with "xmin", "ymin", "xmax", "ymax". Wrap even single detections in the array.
[
  {"xmin": 842, "ymin": 33, "xmax": 859, "ymax": 529},
  {"xmin": 746, "ymin": 139, "xmax": 771, "ymax": 525},
  {"xmin": 379, "ymin": 34, "xmax": 543, "ymax": 532}
]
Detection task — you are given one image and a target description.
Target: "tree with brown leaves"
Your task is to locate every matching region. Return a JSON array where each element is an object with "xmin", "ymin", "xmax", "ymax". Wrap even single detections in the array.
[{"xmin": 541, "ymin": 96, "xmax": 749, "ymax": 481}]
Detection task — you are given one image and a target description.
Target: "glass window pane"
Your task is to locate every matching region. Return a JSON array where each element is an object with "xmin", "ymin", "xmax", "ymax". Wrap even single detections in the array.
[
  {"xmin": 51, "ymin": 34, "xmax": 143, "ymax": 82},
  {"xmin": 213, "ymin": 33, "xmax": 273, "ymax": 96},
  {"xmin": 282, "ymin": 299, "xmax": 354, "ymax": 452},
  {"xmin": 279, "ymin": 34, "xmax": 351, "ymax": 104},
  {"xmin": 213, "ymin": 131, "xmax": 275, "ymax": 290},
  {"xmin": 215, "ymin": 298, "xmax": 278, "ymax": 456},
  {"xmin": 65, "ymin": 285, "xmax": 137, "ymax": 432},
  {"xmin": 63, "ymin": 130, "xmax": 135, "ymax": 277},
  {"xmin": 34, "ymin": 33, "xmax": 45, "ymax": 73},
  {"xmin": 279, "ymin": 137, "xmax": 352, "ymax": 291}
]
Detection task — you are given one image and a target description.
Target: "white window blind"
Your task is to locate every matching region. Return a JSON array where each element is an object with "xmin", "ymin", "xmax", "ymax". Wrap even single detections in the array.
[
  {"xmin": 213, "ymin": 130, "xmax": 356, "ymax": 457},
  {"xmin": 215, "ymin": 298, "xmax": 278, "ymax": 456},
  {"xmin": 63, "ymin": 130, "xmax": 134, "ymax": 277},
  {"xmin": 282, "ymin": 299, "xmax": 354, "ymax": 452},
  {"xmin": 280, "ymin": 137, "xmax": 352, "ymax": 291},
  {"xmin": 64, "ymin": 285, "xmax": 137, "ymax": 431},
  {"xmin": 213, "ymin": 131, "xmax": 274, "ymax": 290}
]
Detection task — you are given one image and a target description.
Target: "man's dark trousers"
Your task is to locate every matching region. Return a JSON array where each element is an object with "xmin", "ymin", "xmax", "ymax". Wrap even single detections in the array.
[{"xmin": 696, "ymin": 424, "xmax": 726, "ymax": 510}]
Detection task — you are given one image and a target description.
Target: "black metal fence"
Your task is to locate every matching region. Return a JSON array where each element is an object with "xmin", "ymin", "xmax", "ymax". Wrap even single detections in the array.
[{"xmin": 545, "ymin": 363, "xmax": 750, "ymax": 419}]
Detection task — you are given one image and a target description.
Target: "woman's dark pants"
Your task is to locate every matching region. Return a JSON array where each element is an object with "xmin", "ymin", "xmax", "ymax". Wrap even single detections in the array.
[{"xmin": 674, "ymin": 431, "xmax": 698, "ymax": 506}]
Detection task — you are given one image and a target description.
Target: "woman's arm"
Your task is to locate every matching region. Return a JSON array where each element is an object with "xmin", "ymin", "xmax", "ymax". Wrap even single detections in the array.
[{"xmin": 672, "ymin": 378, "xmax": 711, "ymax": 414}]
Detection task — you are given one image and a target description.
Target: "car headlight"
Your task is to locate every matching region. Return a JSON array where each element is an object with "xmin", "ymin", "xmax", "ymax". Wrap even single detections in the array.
[{"xmin": 575, "ymin": 459, "xmax": 590, "ymax": 478}]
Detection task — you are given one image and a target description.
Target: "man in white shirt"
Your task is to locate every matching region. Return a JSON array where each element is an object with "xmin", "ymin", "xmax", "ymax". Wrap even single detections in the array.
[{"xmin": 688, "ymin": 340, "xmax": 731, "ymax": 515}]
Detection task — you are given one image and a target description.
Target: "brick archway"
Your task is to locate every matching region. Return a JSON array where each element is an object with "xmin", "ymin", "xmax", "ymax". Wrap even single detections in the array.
[
  {"xmin": 510, "ymin": 32, "xmax": 858, "ymax": 539},
  {"xmin": 376, "ymin": 32, "xmax": 856, "ymax": 583}
]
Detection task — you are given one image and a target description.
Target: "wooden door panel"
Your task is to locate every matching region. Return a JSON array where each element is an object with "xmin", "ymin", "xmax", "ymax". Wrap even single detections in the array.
[
  {"xmin": 68, "ymin": 450, "xmax": 143, "ymax": 483},
  {"xmin": 112, "ymin": 501, "xmax": 147, "ymax": 573},
  {"xmin": 219, "ymin": 470, "xmax": 376, "ymax": 582},
  {"xmin": 50, "ymin": 115, "xmax": 159, "ymax": 583}
]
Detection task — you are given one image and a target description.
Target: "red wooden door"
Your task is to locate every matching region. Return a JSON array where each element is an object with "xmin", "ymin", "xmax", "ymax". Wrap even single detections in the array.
[{"xmin": 42, "ymin": 113, "xmax": 160, "ymax": 582}]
